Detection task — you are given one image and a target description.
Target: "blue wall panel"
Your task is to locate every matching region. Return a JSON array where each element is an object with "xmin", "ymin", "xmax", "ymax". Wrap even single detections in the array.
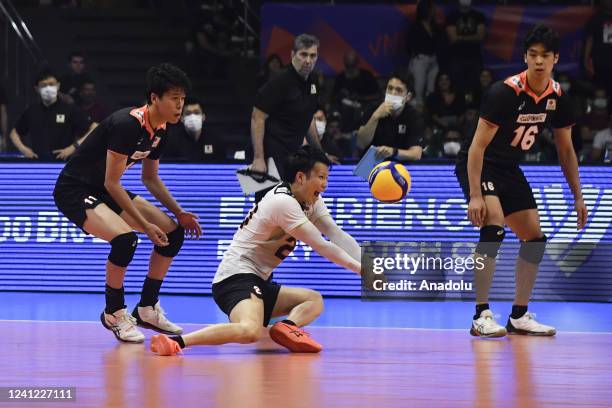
[{"xmin": 0, "ymin": 163, "xmax": 611, "ymax": 300}]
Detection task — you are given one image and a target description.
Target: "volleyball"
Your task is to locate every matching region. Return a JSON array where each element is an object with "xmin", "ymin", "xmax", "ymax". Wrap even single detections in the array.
[{"xmin": 368, "ymin": 161, "xmax": 411, "ymax": 203}]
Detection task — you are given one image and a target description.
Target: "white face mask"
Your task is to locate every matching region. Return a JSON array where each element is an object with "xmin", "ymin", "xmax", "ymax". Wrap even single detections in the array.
[
  {"xmin": 385, "ymin": 93, "xmax": 405, "ymax": 111},
  {"xmin": 39, "ymin": 85, "xmax": 58, "ymax": 104},
  {"xmin": 183, "ymin": 113, "xmax": 203, "ymax": 133},
  {"xmin": 560, "ymin": 81, "xmax": 571, "ymax": 93},
  {"xmin": 459, "ymin": 0, "xmax": 471, "ymax": 7},
  {"xmin": 315, "ymin": 120, "xmax": 326, "ymax": 136},
  {"xmin": 593, "ymin": 98, "xmax": 608, "ymax": 109},
  {"xmin": 443, "ymin": 141, "xmax": 461, "ymax": 156}
]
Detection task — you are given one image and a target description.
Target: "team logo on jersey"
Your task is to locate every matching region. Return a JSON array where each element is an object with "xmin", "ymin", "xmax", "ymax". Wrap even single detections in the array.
[
  {"xmin": 56, "ymin": 114, "xmax": 65, "ymax": 123},
  {"xmin": 311, "ymin": 84, "xmax": 317, "ymax": 94},
  {"xmin": 204, "ymin": 144, "xmax": 213, "ymax": 154},
  {"xmin": 517, "ymin": 113, "xmax": 547, "ymax": 124},
  {"xmin": 130, "ymin": 150, "xmax": 151, "ymax": 160},
  {"xmin": 546, "ymin": 99, "xmax": 557, "ymax": 111},
  {"xmin": 398, "ymin": 124, "xmax": 407, "ymax": 134},
  {"xmin": 151, "ymin": 136, "xmax": 161, "ymax": 148}
]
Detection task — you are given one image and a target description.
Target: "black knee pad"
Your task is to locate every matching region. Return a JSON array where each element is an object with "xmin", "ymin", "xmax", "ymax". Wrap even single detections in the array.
[
  {"xmin": 475, "ymin": 225, "xmax": 505, "ymax": 258},
  {"xmin": 108, "ymin": 232, "xmax": 138, "ymax": 267},
  {"xmin": 154, "ymin": 226, "xmax": 184, "ymax": 258},
  {"xmin": 519, "ymin": 234, "xmax": 547, "ymax": 264}
]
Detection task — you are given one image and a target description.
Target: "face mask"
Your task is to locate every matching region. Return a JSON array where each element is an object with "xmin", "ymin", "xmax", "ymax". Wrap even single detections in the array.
[
  {"xmin": 315, "ymin": 120, "xmax": 326, "ymax": 136},
  {"xmin": 593, "ymin": 98, "xmax": 608, "ymax": 109},
  {"xmin": 459, "ymin": 0, "xmax": 471, "ymax": 7},
  {"xmin": 560, "ymin": 81, "xmax": 571, "ymax": 93},
  {"xmin": 385, "ymin": 93, "xmax": 405, "ymax": 111},
  {"xmin": 40, "ymin": 85, "xmax": 58, "ymax": 104},
  {"xmin": 443, "ymin": 141, "xmax": 461, "ymax": 156},
  {"xmin": 183, "ymin": 113, "xmax": 203, "ymax": 133}
]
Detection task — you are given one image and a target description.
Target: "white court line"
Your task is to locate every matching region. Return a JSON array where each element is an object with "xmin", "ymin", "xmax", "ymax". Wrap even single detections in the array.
[{"xmin": 1, "ymin": 319, "xmax": 611, "ymax": 335}]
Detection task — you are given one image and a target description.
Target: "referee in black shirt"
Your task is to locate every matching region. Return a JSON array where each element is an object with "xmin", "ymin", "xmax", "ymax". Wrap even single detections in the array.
[{"xmin": 250, "ymin": 34, "xmax": 326, "ymax": 202}]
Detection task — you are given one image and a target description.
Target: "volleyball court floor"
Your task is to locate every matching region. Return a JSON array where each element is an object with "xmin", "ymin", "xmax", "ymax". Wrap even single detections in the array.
[{"xmin": 2, "ymin": 292, "xmax": 611, "ymax": 407}]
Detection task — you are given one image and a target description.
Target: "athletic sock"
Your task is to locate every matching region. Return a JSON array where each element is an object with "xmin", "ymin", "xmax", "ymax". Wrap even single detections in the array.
[
  {"xmin": 170, "ymin": 335, "xmax": 186, "ymax": 349},
  {"xmin": 510, "ymin": 305, "xmax": 528, "ymax": 319},
  {"xmin": 474, "ymin": 303, "xmax": 490, "ymax": 320},
  {"xmin": 281, "ymin": 319, "xmax": 297, "ymax": 327},
  {"xmin": 139, "ymin": 277, "xmax": 163, "ymax": 307},
  {"xmin": 105, "ymin": 284, "xmax": 126, "ymax": 314}
]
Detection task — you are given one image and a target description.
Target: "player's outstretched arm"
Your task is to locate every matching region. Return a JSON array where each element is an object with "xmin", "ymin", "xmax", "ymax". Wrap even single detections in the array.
[
  {"xmin": 553, "ymin": 127, "xmax": 588, "ymax": 230},
  {"xmin": 314, "ymin": 215, "xmax": 360, "ymax": 262},
  {"xmin": 141, "ymin": 158, "xmax": 201, "ymax": 238},
  {"xmin": 290, "ymin": 220, "xmax": 361, "ymax": 274},
  {"xmin": 466, "ymin": 118, "xmax": 498, "ymax": 227}
]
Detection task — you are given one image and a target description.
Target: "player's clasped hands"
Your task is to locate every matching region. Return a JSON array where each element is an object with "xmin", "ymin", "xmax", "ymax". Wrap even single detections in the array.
[
  {"xmin": 53, "ymin": 145, "xmax": 76, "ymax": 161},
  {"xmin": 467, "ymin": 196, "xmax": 487, "ymax": 227},
  {"xmin": 178, "ymin": 211, "xmax": 202, "ymax": 239},
  {"xmin": 144, "ymin": 223, "xmax": 169, "ymax": 246}
]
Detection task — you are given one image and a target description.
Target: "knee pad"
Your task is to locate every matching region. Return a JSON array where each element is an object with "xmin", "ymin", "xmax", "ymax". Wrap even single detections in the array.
[
  {"xmin": 108, "ymin": 232, "xmax": 138, "ymax": 267},
  {"xmin": 519, "ymin": 234, "xmax": 547, "ymax": 264},
  {"xmin": 154, "ymin": 226, "xmax": 184, "ymax": 258},
  {"xmin": 475, "ymin": 225, "xmax": 505, "ymax": 259}
]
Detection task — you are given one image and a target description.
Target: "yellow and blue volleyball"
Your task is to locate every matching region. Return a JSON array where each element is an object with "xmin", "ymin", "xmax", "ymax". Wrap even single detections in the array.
[{"xmin": 368, "ymin": 161, "xmax": 411, "ymax": 203}]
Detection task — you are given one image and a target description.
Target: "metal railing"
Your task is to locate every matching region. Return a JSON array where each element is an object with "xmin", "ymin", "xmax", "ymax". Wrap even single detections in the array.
[{"xmin": 0, "ymin": 0, "xmax": 47, "ymax": 98}]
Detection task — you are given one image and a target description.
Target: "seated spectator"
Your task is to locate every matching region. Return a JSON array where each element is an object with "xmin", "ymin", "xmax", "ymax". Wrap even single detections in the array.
[
  {"xmin": 591, "ymin": 112, "xmax": 612, "ymax": 162},
  {"xmin": 332, "ymin": 50, "xmax": 380, "ymax": 133},
  {"xmin": 59, "ymin": 51, "xmax": 89, "ymax": 105},
  {"xmin": 77, "ymin": 77, "xmax": 111, "ymax": 123},
  {"xmin": 320, "ymin": 110, "xmax": 354, "ymax": 160},
  {"xmin": 441, "ymin": 127, "xmax": 462, "ymax": 158},
  {"xmin": 10, "ymin": 68, "xmax": 95, "ymax": 161},
  {"xmin": 356, "ymin": 73, "xmax": 424, "ymax": 161},
  {"xmin": 0, "ymin": 83, "xmax": 7, "ymax": 152},
  {"xmin": 426, "ymin": 72, "xmax": 466, "ymax": 132},
  {"xmin": 256, "ymin": 54, "xmax": 283, "ymax": 89},
  {"xmin": 163, "ymin": 97, "xmax": 224, "ymax": 161}
]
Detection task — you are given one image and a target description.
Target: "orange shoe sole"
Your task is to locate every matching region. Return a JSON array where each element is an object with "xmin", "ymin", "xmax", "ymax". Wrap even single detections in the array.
[{"xmin": 269, "ymin": 326, "xmax": 322, "ymax": 353}]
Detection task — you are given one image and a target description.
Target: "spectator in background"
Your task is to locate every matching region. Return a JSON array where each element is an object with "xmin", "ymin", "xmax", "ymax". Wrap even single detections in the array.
[
  {"xmin": 357, "ymin": 73, "xmax": 424, "ymax": 162},
  {"xmin": 407, "ymin": 0, "xmax": 441, "ymax": 107},
  {"xmin": 9, "ymin": 69, "xmax": 95, "ymax": 160},
  {"xmin": 77, "ymin": 77, "xmax": 111, "ymax": 123},
  {"xmin": 580, "ymin": 87, "xmax": 609, "ymax": 157},
  {"xmin": 591, "ymin": 112, "xmax": 612, "ymax": 162},
  {"xmin": 164, "ymin": 97, "xmax": 223, "ymax": 161},
  {"xmin": 465, "ymin": 67, "xmax": 493, "ymax": 108},
  {"xmin": 60, "ymin": 51, "xmax": 89, "ymax": 104},
  {"xmin": 446, "ymin": 0, "xmax": 486, "ymax": 92},
  {"xmin": 256, "ymin": 54, "xmax": 283, "ymax": 89},
  {"xmin": 317, "ymin": 110, "xmax": 353, "ymax": 160},
  {"xmin": 332, "ymin": 50, "xmax": 380, "ymax": 133},
  {"xmin": 427, "ymin": 72, "xmax": 466, "ymax": 133},
  {"xmin": 555, "ymin": 72, "xmax": 586, "ymax": 158},
  {"xmin": 0, "ymin": 83, "xmax": 7, "ymax": 152},
  {"xmin": 583, "ymin": 0, "xmax": 612, "ymax": 98}
]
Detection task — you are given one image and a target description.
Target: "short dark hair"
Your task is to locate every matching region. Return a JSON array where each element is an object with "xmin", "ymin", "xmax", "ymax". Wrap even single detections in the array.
[
  {"xmin": 293, "ymin": 34, "xmax": 319, "ymax": 52},
  {"xmin": 145, "ymin": 63, "xmax": 191, "ymax": 104},
  {"xmin": 34, "ymin": 67, "xmax": 58, "ymax": 85},
  {"xmin": 284, "ymin": 146, "xmax": 331, "ymax": 183},
  {"xmin": 524, "ymin": 24, "xmax": 560, "ymax": 54},
  {"xmin": 68, "ymin": 51, "xmax": 84, "ymax": 61},
  {"xmin": 184, "ymin": 96, "xmax": 202, "ymax": 108},
  {"xmin": 388, "ymin": 71, "xmax": 414, "ymax": 94}
]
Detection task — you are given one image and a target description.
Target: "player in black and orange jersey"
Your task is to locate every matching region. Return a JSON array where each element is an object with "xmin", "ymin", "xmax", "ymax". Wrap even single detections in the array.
[
  {"xmin": 455, "ymin": 25, "xmax": 588, "ymax": 337},
  {"xmin": 53, "ymin": 63, "xmax": 201, "ymax": 343}
]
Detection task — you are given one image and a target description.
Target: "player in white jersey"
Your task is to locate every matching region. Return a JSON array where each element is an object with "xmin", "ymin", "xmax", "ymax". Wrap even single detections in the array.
[{"xmin": 150, "ymin": 146, "xmax": 362, "ymax": 355}]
